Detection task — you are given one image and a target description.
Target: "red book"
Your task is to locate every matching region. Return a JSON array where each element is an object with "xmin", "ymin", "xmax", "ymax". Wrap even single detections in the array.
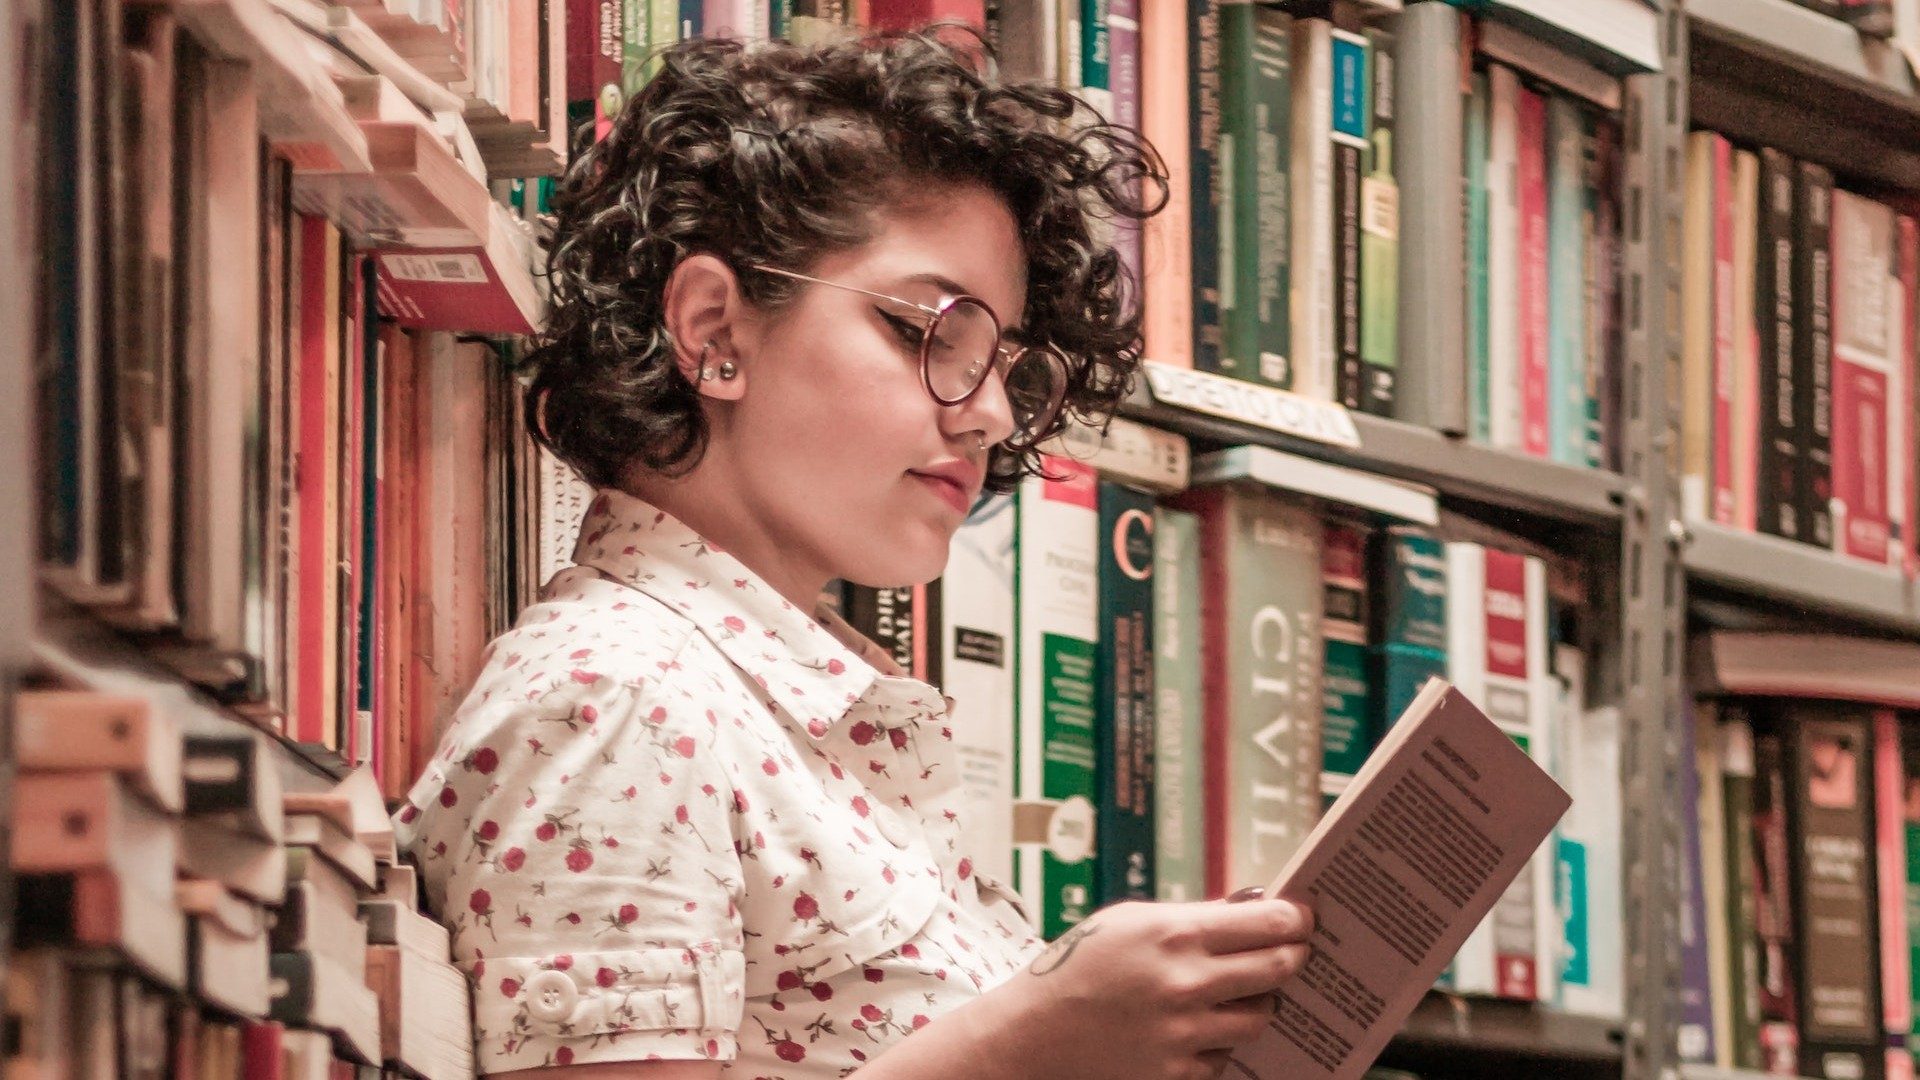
[
  {"xmin": 243, "ymin": 1022, "xmax": 285, "ymax": 1080},
  {"xmin": 295, "ymin": 216, "xmax": 334, "ymax": 746},
  {"xmin": 1831, "ymin": 190, "xmax": 1895, "ymax": 565},
  {"xmin": 343, "ymin": 255, "xmax": 366, "ymax": 761},
  {"xmin": 1482, "ymin": 548, "xmax": 1538, "ymax": 1001},
  {"xmin": 371, "ymin": 204, "xmax": 542, "ymax": 336},
  {"xmin": 866, "ymin": 0, "xmax": 986, "ymax": 30},
  {"xmin": 1711, "ymin": 136, "xmax": 1738, "ymax": 526},
  {"xmin": 1516, "ymin": 86, "xmax": 1550, "ymax": 459}
]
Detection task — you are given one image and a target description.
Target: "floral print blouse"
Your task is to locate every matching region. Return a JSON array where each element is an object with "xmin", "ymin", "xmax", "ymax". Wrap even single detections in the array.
[{"xmin": 394, "ymin": 488, "xmax": 1044, "ymax": 1076}]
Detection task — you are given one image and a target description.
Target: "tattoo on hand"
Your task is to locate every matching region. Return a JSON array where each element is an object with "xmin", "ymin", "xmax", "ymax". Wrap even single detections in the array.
[{"xmin": 1028, "ymin": 922, "xmax": 1100, "ymax": 976}]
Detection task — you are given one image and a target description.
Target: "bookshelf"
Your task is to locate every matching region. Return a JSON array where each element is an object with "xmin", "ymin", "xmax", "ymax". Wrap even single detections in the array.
[{"xmin": 19, "ymin": 0, "xmax": 1920, "ymax": 1078}]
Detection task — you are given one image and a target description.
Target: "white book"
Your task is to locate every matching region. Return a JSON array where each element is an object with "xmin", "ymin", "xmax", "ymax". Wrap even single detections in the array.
[
  {"xmin": 1553, "ymin": 646, "xmax": 1624, "ymax": 1019},
  {"xmin": 1191, "ymin": 445, "xmax": 1438, "ymax": 525},
  {"xmin": 1289, "ymin": 18, "xmax": 1337, "ymax": 400},
  {"xmin": 1485, "ymin": 65, "xmax": 1523, "ymax": 450},
  {"xmin": 941, "ymin": 493, "xmax": 1019, "ymax": 887},
  {"xmin": 1521, "ymin": 553, "xmax": 1559, "ymax": 1008},
  {"xmin": 1443, "ymin": 542, "xmax": 1495, "ymax": 995},
  {"xmin": 1694, "ymin": 698, "xmax": 1733, "ymax": 1060},
  {"xmin": 1014, "ymin": 459, "xmax": 1102, "ymax": 936}
]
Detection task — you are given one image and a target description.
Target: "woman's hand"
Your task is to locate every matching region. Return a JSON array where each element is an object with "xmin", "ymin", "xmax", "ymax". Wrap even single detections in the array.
[{"xmin": 956, "ymin": 895, "xmax": 1316, "ymax": 1080}]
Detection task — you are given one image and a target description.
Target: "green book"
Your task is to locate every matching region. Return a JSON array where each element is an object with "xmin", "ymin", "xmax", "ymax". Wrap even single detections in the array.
[
  {"xmin": 1547, "ymin": 93, "xmax": 1588, "ymax": 466},
  {"xmin": 1217, "ymin": 2, "xmax": 1291, "ymax": 386},
  {"xmin": 1015, "ymin": 459, "xmax": 1102, "ymax": 937},
  {"xmin": 1358, "ymin": 26, "xmax": 1398, "ymax": 415},
  {"xmin": 1152, "ymin": 507, "xmax": 1206, "ymax": 903},
  {"xmin": 649, "ymin": 0, "xmax": 680, "ymax": 77},
  {"xmin": 1319, "ymin": 520, "xmax": 1372, "ymax": 813},
  {"xmin": 1466, "ymin": 68, "xmax": 1492, "ymax": 443},
  {"xmin": 1082, "ymin": 0, "xmax": 1112, "ymax": 116},
  {"xmin": 621, "ymin": 0, "xmax": 650, "ymax": 98},
  {"xmin": 1095, "ymin": 481, "xmax": 1156, "ymax": 906}
]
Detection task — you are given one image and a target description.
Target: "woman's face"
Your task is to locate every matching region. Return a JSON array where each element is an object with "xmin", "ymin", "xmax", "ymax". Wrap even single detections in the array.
[{"xmin": 727, "ymin": 183, "xmax": 1026, "ymax": 590}]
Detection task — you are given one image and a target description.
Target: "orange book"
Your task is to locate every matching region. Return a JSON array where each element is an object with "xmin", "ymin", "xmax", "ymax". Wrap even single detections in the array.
[{"xmin": 1139, "ymin": 0, "xmax": 1192, "ymax": 367}]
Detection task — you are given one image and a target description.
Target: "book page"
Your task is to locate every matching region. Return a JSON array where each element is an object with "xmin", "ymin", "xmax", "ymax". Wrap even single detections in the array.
[{"xmin": 1227, "ymin": 678, "xmax": 1572, "ymax": 1079}]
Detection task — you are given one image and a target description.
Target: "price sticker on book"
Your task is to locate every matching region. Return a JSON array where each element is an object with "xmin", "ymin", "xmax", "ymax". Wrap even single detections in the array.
[{"xmin": 1142, "ymin": 362, "xmax": 1363, "ymax": 449}]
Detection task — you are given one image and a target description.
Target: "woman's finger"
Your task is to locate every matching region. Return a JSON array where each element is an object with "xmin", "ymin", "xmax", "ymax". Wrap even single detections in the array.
[
  {"xmin": 1204, "ymin": 944, "xmax": 1312, "ymax": 1002},
  {"xmin": 1198, "ymin": 897, "xmax": 1314, "ymax": 954}
]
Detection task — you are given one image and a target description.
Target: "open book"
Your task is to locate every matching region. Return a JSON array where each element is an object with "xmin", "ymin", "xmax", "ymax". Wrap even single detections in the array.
[{"xmin": 1228, "ymin": 678, "xmax": 1573, "ymax": 1079}]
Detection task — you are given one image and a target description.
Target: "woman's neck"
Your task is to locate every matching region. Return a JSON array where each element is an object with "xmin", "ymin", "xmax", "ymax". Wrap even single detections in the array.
[{"xmin": 619, "ymin": 463, "xmax": 832, "ymax": 617}]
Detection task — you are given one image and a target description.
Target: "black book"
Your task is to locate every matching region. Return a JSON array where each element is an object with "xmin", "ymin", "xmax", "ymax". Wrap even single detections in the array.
[
  {"xmin": 1793, "ymin": 161, "xmax": 1835, "ymax": 549},
  {"xmin": 1756, "ymin": 148, "xmax": 1801, "ymax": 541}
]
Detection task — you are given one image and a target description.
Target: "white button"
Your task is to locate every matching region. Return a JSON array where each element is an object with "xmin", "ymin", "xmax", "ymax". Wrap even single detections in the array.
[
  {"xmin": 524, "ymin": 970, "xmax": 579, "ymax": 1024},
  {"xmin": 872, "ymin": 804, "xmax": 911, "ymax": 849}
]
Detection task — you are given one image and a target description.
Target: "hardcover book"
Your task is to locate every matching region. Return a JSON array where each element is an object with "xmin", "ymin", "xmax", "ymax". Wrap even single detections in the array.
[
  {"xmin": 1153, "ymin": 505, "xmax": 1207, "ymax": 902},
  {"xmin": 1095, "ymin": 480, "xmax": 1157, "ymax": 905}
]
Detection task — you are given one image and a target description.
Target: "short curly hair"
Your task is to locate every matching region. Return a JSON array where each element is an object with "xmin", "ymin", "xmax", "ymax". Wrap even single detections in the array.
[{"xmin": 523, "ymin": 26, "xmax": 1168, "ymax": 495}]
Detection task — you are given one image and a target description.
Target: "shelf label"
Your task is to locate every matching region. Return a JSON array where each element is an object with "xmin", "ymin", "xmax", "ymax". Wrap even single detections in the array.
[{"xmin": 1142, "ymin": 362, "xmax": 1362, "ymax": 449}]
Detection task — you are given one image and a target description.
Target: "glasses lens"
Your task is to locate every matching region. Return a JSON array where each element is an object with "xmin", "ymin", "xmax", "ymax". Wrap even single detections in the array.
[
  {"xmin": 1003, "ymin": 348, "xmax": 1068, "ymax": 447},
  {"xmin": 923, "ymin": 299, "xmax": 1001, "ymax": 404}
]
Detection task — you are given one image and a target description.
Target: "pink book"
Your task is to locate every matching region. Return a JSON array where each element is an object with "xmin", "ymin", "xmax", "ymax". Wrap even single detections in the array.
[
  {"xmin": 1874, "ymin": 712, "xmax": 1911, "ymax": 1060},
  {"xmin": 1711, "ymin": 137, "xmax": 1737, "ymax": 526},
  {"xmin": 1516, "ymin": 87, "xmax": 1550, "ymax": 459},
  {"xmin": 1225, "ymin": 678, "xmax": 1571, "ymax": 1080},
  {"xmin": 1901, "ymin": 217, "xmax": 1919, "ymax": 577},
  {"xmin": 1832, "ymin": 190, "xmax": 1896, "ymax": 564}
]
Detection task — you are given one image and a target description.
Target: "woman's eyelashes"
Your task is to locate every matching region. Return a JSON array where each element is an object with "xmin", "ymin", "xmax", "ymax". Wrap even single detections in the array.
[{"xmin": 878, "ymin": 308, "xmax": 928, "ymax": 353}]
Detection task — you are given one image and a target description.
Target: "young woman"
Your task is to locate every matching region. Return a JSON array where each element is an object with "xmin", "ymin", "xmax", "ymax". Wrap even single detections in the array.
[{"xmin": 394, "ymin": 28, "xmax": 1315, "ymax": 1080}]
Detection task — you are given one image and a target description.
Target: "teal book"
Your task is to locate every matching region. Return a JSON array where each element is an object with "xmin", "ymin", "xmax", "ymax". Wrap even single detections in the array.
[
  {"xmin": 1095, "ymin": 482, "xmax": 1156, "ymax": 906},
  {"xmin": 1015, "ymin": 459, "xmax": 1102, "ymax": 937},
  {"xmin": 1217, "ymin": 2, "xmax": 1291, "ymax": 386},
  {"xmin": 1466, "ymin": 69, "xmax": 1492, "ymax": 443},
  {"xmin": 1371, "ymin": 524, "xmax": 1447, "ymax": 734},
  {"xmin": 1152, "ymin": 506, "xmax": 1206, "ymax": 902},
  {"xmin": 1319, "ymin": 521, "xmax": 1372, "ymax": 813},
  {"xmin": 1547, "ymin": 94, "xmax": 1588, "ymax": 466},
  {"xmin": 1358, "ymin": 26, "xmax": 1398, "ymax": 416},
  {"xmin": 1082, "ymin": 0, "xmax": 1112, "ymax": 116}
]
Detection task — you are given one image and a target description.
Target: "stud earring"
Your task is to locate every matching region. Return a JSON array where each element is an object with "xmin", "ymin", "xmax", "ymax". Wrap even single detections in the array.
[
  {"xmin": 718, "ymin": 361, "xmax": 738, "ymax": 381},
  {"xmin": 976, "ymin": 434, "xmax": 987, "ymax": 453}
]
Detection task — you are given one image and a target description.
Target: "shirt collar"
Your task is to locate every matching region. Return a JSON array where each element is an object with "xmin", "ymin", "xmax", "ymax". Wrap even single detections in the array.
[{"xmin": 569, "ymin": 488, "xmax": 885, "ymax": 740}]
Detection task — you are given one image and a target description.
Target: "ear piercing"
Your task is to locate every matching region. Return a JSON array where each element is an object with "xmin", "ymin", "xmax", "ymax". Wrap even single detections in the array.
[{"xmin": 697, "ymin": 340, "xmax": 738, "ymax": 382}]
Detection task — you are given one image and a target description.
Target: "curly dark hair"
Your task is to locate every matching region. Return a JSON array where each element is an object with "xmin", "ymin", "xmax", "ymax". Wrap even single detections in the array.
[{"xmin": 523, "ymin": 26, "xmax": 1168, "ymax": 495}]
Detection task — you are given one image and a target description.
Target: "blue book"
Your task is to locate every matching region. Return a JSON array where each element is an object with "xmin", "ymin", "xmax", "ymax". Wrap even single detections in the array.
[{"xmin": 1679, "ymin": 699, "xmax": 1719, "ymax": 1064}]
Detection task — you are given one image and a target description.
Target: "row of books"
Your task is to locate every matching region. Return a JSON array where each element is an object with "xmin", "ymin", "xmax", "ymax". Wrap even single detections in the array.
[
  {"xmin": 821, "ymin": 421, "xmax": 1625, "ymax": 1019},
  {"xmin": 4, "ymin": 689, "xmax": 471, "ymax": 1080},
  {"xmin": 1680, "ymin": 693, "xmax": 1920, "ymax": 1080},
  {"xmin": 1679, "ymin": 131, "xmax": 1920, "ymax": 570}
]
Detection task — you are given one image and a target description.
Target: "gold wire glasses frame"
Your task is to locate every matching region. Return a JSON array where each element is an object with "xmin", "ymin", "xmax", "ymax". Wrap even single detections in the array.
[{"xmin": 746, "ymin": 263, "xmax": 1068, "ymax": 447}]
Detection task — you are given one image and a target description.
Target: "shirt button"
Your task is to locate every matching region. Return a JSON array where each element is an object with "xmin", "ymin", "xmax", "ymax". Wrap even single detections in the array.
[
  {"xmin": 524, "ymin": 970, "xmax": 579, "ymax": 1025},
  {"xmin": 873, "ymin": 804, "xmax": 911, "ymax": 849}
]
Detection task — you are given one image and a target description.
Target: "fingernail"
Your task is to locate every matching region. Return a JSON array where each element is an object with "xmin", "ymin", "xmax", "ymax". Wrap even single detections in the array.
[{"xmin": 1227, "ymin": 886, "xmax": 1265, "ymax": 903}]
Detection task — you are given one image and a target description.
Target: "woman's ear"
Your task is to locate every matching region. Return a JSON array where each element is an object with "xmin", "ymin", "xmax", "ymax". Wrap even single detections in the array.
[{"xmin": 662, "ymin": 252, "xmax": 750, "ymax": 400}]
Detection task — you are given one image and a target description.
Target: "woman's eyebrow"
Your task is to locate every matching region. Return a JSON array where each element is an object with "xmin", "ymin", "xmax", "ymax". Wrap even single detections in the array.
[{"xmin": 899, "ymin": 272, "xmax": 1026, "ymax": 335}]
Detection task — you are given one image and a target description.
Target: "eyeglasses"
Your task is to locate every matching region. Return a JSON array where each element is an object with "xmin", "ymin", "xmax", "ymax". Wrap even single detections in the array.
[{"xmin": 748, "ymin": 264, "xmax": 1069, "ymax": 450}]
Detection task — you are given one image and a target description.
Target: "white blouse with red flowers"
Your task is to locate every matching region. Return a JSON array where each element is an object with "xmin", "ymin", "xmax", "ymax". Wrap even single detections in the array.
[{"xmin": 393, "ymin": 488, "xmax": 1043, "ymax": 1076}]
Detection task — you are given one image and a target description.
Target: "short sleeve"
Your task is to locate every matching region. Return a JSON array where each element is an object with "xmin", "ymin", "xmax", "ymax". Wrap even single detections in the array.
[{"xmin": 396, "ymin": 642, "xmax": 747, "ymax": 1072}]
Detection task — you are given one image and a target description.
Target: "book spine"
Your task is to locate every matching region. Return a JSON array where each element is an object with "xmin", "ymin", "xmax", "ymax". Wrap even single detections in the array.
[
  {"xmin": 1289, "ymin": 18, "xmax": 1334, "ymax": 399},
  {"xmin": 1372, "ymin": 525, "xmax": 1447, "ymax": 734},
  {"xmin": 1466, "ymin": 69, "xmax": 1491, "ymax": 443},
  {"xmin": 1733, "ymin": 150, "xmax": 1764, "ymax": 533},
  {"xmin": 294, "ymin": 216, "xmax": 329, "ymax": 747},
  {"xmin": 1679, "ymin": 698, "xmax": 1719, "ymax": 1063},
  {"xmin": 845, "ymin": 585, "xmax": 917, "ymax": 676},
  {"xmin": 1516, "ymin": 84, "xmax": 1550, "ymax": 460},
  {"xmin": 942, "ymin": 493, "xmax": 1018, "ymax": 886},
  {"xmin": 1253, "ymin": 10, "xmax": 1292, "ymax": 390},
  {"xmin": 1682, "ymin": 131, "xmax": 1718, "ymax": 523},
  {"xmin": 1485, "ymin": 65, "xmax": 1521, "ymax": 450},
  {"xmin": 1108, "ymin": 0, "xmax": 1141, "ymax": 300},
  {"xmin": 1594, "ymin": 116, "xmax": 1624, "ymax": 470},
  {"xmin": 620, "ymin": 0, "xmax": 646, "ymax": 99},
  {"xmin": 1216, "ymin": 1, "xmax": 1257, "ymax": 383},
  {"xmin": 1331, "ymin": 28, "xmax": 1367, "ymax": 409},
  {"xmin": 1755, "ymin": 722, "xmax": 1804, "ymax": 1074},
  {"xmin": 1797, "ymin": 163, "xmax": 1837, "ymax": 550},
  {"xmin": 1712, "ymin": 136, "xmax": 1738, "ymax": 526},
  {"xmin": 1722, "ymin": 707, "xmax": 1766, "ymax": 1071},
  {"xmin": 1095, "ymin": 481, "xmax": 1156, "ymax": 906},
  {"xmin": 1877, "ymin": 712, "xmax": 1912, "ymax": 1059},
  {"xmin": 1318, "ymin": 520, "xmax": 1371, "ymax": 812},
  {"xmin": 1358, "ymin": 27, "xmax": 1397, "ymax": 416},
  {"xmin": 1903, "ymin": 718, "xmax": 1920, "ymax": 1055},
  {"xmin": 1832, "ymin": 191, "xmax": 1897, "ymax": 564},
  {"xmin": 1554, "ymin": 650, "xmax": 1623, "ymax": 1020},
  {"xmin": 1443, "ymin": 541, "xmax": 1493, "ymax": 994},
  {"xmin": 1081, "ymin": 0, "xmax": 1112, "ymax": 117},
  {"xmin": 1697, "ymin": 700, "xmax": 1736, "ymax": 1065},
  {"xmin": 1903, "ymin": 217, "xmax": 1920, "ymax": 576},
  {"xmin": 1015, "ymin": 458, "xmax": 1101, "ymax": 936},
  {"xmin": 1546, "ymin": 93, "xmax": 1586, "ymax": 467},
  {"xmin": 1759, "ymin": 148, "xmax": 1801, "ymax": 541},
  {"xmin": 1786, "ymin": 706, "xmax": 1882, "ymax": 1080},
  {"xmin": 1139, "ymin": 0, "xmax": 1192, "ymax": 365},
  {"xmin": 1152, "ymin": 506, "xmax": 1206, "ymax": 902},
  {"xmin": 1187, "ymin": 0, "xmax": 1223, "ymax": 372}
]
